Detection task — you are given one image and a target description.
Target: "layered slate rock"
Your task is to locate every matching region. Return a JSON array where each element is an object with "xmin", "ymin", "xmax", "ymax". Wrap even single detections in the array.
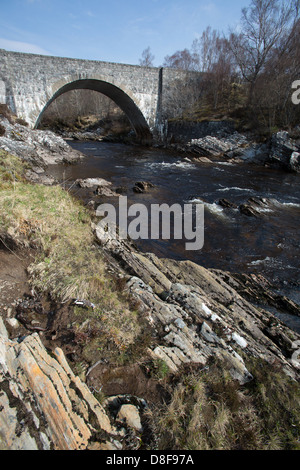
[
  {"xmin": 186, "ymin": 132, "xmax": 248, "ymax": 158},
  {"xmin": 0, "ymin": 117, "xmax": 83, "ymax": 168},
  {"xmin": 94, "ymin": 224, "xmax": 300, "ymax": 385},
  {"xmin": 0, "ymin": 318, "xmax": 114, "ymax": 450}
]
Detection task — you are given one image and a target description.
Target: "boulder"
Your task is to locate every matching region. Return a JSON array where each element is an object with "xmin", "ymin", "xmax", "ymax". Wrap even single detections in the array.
[
  {"xmin": 116, "ymin": 405, "xmax": 142, "ymax": 432},
  {"xmin": 268, "ymin": 131, "xmax": 300, "ymax": 172},
  {"xmin": 239, "ymin": 203, "xmax": 260, "ymax": 217},
  {"xmin": 76, "ymin": 177, "xmax": 112, "ymax": 188},
  {"xmin": 0, "ymin": 117, "xmax": 83, "ymax": 168},
  {"xmin": 187, "ymin": 132, "xmax": 248, "ymax": 158}
]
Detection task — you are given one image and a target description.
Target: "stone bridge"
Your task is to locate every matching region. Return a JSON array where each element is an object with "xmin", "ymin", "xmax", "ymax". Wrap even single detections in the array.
[{"xmin": 0, "ymin": 49, "xmax": 192, "ymax": 143}]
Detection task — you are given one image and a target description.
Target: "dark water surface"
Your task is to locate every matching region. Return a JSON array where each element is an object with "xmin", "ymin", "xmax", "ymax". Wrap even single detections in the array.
[{"xmin": 48, "ymin": 141, "xmax": 300, "ymax": 330}]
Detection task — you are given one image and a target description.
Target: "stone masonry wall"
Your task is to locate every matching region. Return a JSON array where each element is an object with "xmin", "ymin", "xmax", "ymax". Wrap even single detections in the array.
[{"xmin": 0, "ymin": 49, "xmax": 192, "ymax": 139}]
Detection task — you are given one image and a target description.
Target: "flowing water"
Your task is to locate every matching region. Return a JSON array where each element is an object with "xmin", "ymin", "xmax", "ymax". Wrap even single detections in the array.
[{"xmin": 48, "ymin": 141, "xmax": 300, "ymax": 331}]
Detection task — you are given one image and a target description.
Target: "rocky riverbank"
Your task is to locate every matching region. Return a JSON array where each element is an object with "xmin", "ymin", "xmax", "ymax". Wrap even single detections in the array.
[
  {"xmin": 0, "ymin": 114, "xmax": 300, "ymax": 450},
  {"xmin": 158, "ymin": 121, "xmax": 300, "ymax": 173},
  {"xmin": 3, "ymin": 106, "xmax": 299, "ymax": 174},
  {"xmin": 0, "ymin": 115, "xmax": 83, "ymax": 185}
]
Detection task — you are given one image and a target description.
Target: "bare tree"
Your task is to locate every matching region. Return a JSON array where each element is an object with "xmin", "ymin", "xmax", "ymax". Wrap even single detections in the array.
[
  {"xmin": 163, "ymin": 48, "xmax": 198, "ymax": 70},
  {"xmin": 139, "ymin": 47, "xmax": 155, "ymax": 67},
  {"xmin": 229, "ymin": 0, "xmax": 299, "ymax": 103},
  {"xmin": 249, "ymin": 16, "xmax": 300, "ymax": 131},
  {"xmin": 156, "ymin": 0, "xmax": 300, "ymax": 129},
  {"xmin": 190, "ymin": 28, "xmax": 237, "ymax": 110},
  {"xmin": 191, "ymin": 27, "xmax": 220, "ymax": 72}
]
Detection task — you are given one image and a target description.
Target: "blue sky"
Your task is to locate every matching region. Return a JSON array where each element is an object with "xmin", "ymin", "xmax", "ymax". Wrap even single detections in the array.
[{"xmin": 0, "ymin": 0, "xmax": 250, "ymax": 66}]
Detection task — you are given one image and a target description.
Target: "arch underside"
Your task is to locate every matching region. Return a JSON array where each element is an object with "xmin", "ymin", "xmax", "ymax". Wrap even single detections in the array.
[{"xmin": 35, "ymin": 79, "xmax": 152, "ymax": 143}]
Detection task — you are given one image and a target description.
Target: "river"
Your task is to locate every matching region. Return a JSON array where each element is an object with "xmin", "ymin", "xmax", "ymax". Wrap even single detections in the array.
[{"xmin": 48, "ymin": 140, "xmax": 300, "ymax": 331}]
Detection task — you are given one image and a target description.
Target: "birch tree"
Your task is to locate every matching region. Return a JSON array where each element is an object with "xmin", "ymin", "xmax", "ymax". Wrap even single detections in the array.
[{"xmin": 229, "ymin": 0, "xmax": 299, "ymax": 103}]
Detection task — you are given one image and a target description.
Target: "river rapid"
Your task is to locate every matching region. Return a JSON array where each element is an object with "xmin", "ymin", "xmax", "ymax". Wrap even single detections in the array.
[{"xmin": 48, "ymin": 141, "xmax": 300, "ymax": 331}]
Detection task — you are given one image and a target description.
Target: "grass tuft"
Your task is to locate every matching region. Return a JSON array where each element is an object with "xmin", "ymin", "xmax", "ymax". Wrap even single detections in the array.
[{"xmin": 152, "ymin": 358, "xmax": 300, "ymax": 450}]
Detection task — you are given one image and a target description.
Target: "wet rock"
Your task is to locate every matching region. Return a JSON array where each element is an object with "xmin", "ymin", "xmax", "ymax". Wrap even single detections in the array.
[
  {"xmin": 218, "ymin": 199, "xmax": 238, "ymax": 209},
  {"xmin": 239, "ymin": 203, "xmax": 260, "ymax": 217},
  {"xmin": 133, "ymin": 181, "xmax": 154, "ymax": 193},
  {"xmin": 87, "ymin": 200, "xmax": 96, "ymax": 209},
  {"xmin": 76, "ymin": 177, "xmax": 112, "ymax": 188},
  {"xmin": 95, "ymin": 186, "xmax": 120, "ymax": 197},
  {"xmin": 225, "ymin": 142, "xmax": 269, "ymax": 164},
  {"xmin": 193, "ymin": 156, "xmax": 212, "ymax": 164}
]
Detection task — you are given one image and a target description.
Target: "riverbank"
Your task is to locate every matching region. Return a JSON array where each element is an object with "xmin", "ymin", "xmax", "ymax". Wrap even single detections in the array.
[
  {"xmin": 0, "ymin": 116, "xmax": 300, "ymax": 450},
  {"xmin": 155, "ymin": 120, "xmax": 300, "ymax": 174},
  {"xmin": 53, "ymin": 116, "xmax": 300, "ymax": 173}
]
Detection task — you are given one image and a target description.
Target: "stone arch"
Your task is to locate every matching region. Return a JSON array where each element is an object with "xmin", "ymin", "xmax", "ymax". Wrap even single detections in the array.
[{"xmin": 35, "ymin": 78, "xmax": 152, "ymax": 144}]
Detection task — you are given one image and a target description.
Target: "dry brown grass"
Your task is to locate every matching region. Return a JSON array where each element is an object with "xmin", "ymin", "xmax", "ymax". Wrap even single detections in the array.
[{"xmin": 151, "ymin": 359, "xmax": 300, "ymax": 450}]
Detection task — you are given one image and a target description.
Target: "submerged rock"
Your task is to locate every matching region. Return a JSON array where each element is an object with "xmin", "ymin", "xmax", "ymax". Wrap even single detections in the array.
[
  {"xmin": 25, "ymin": 169, "xmax": 56, "ymax": 186},
  {"xmin": 218, "ymin": 198, "xmax": 238, "ymax": 209},
  {"xmin": 133, "ymin": 181, "xmax": 154, "ymax": 193}
]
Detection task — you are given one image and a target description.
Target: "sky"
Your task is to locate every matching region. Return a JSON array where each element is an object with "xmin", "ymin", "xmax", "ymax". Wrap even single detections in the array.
[{"xmin": 0, "ymin": 0, "xmax": 251, "ymax": 66}]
